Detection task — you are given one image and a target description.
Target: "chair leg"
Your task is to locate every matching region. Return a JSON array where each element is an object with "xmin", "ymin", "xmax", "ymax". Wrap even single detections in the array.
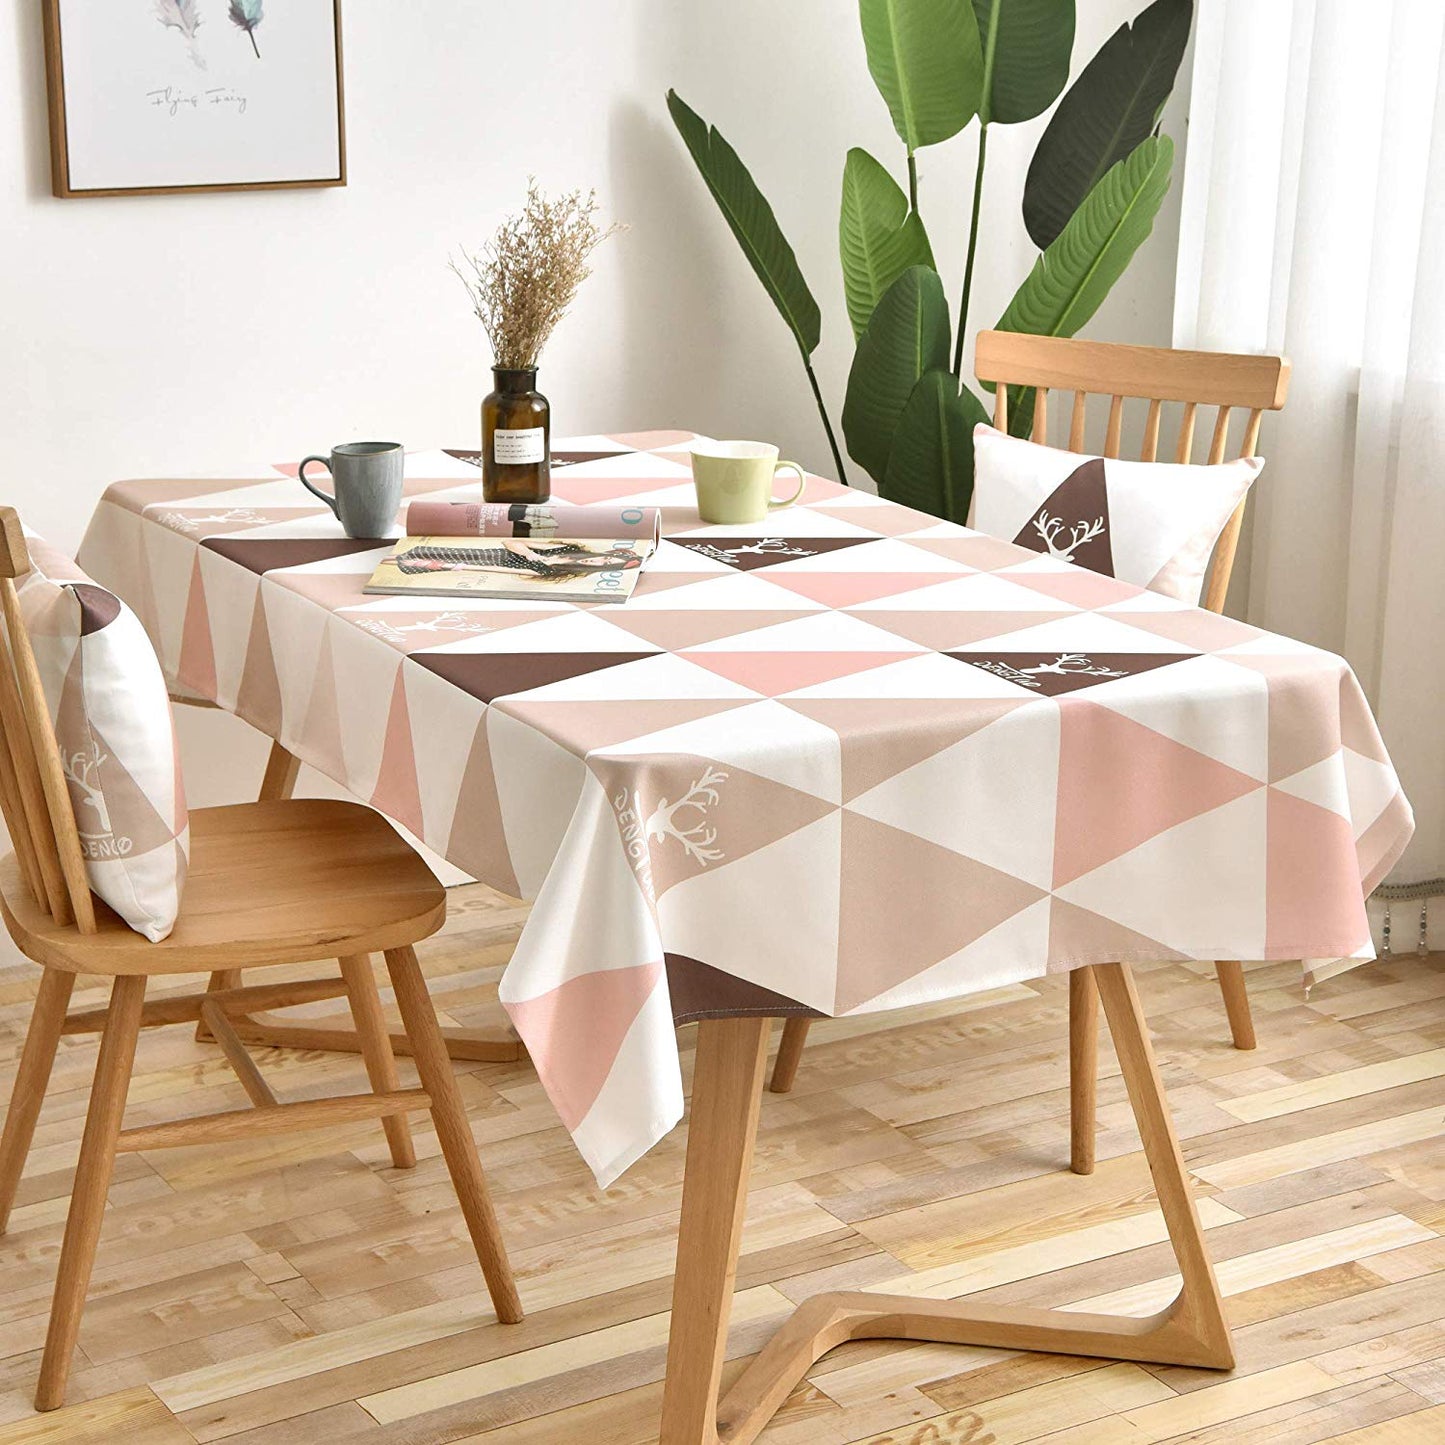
[
  {"xmin": 35, "ymin": 974, "xmax": 146, "ymax": 1412},
  {"xmin": 383, "ymin": 946, "xmax": 522, "ymax": 1324},
  {"xmin": 1069, "ymin": 968, "xmax": 1098, "ymax": 1176},
  {"xmin": 340, "ymin": 954, "xmax": 416, "ymax": 1169},
  {"xmin": 0, "ymin": 968, "xmax": 76, "ymax": 1234},
  {"xmin": 769, "ymin": 1018, "xmax": 812, "ymax": 1094},
  {"xmin": 1214, "ymin": 961, "xmax": 1256, "ymax": 1050}
]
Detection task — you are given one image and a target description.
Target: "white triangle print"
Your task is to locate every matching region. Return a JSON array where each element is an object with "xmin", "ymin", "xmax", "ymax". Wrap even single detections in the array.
[
  {"xmin": 1274, "ymin": 755, "xmax": 1351, "ymax": 819},
  {"xmin": 785, "ymin": 651, "xmax": 1029, "ymax": 701},
  {"xmin": 846, "ymin": 897, "xmax": 1052, "ymax": 1013},
  {"xmin": 403, "ymin": 661, "xmax": 490, "ymax": 846},
  {"xmin": 850, "ymin": 572, "xmax": 1065, "ymax": 614},
  {"xmin": 626, "ymin": 573, "xmax": 825, "ymax": 612},
  {"xmin": 260, "ymin": 580, "xmax": 329, "ymax": 733},
  {"xmin": 1055, "ymin": 790, "xmax": 1267, "ymax": 956},
  {"xmin": 971, "ymin": 437, "xmax": 1079, "ymax": 540},
  {"xmin": 597, "ymin": 698, "xmax": 842, "ymax": 803},
  {"xmin": 848, "ymin": 696, "xmax": 1059, "ymax": 888},
  {"xmin": 504, "ymin": 651, "xmax": 760, "ymax": 703},
  {"xmin": 197, "ymin": 548, "xmax": 260, "ymax": 708},
  {"xmin": 686, "ymin": 610, "xmax": 925, "ymax": 654},
  {"xmin": 657, "ymin": 812, "xmax": 841, "ymax": 1013},
  {"xmin": 328, "ymin": 617, "xmax": 404, "ymax": 800},
  {"xmin": 951, "ymin": 611, "xmax": 1196, "ymax": 657},
  {"xmin": 419, "ymin": 608, "xmax": 654, "ymax": 656},
  {"xmin": 487, "ymin": 706, "xmax": 589, "ymax": 899},
  {"xmin": 138, "ymin": 513, "xmax": 200, "ymax": 670},
  {"xmin": 1342, "ymin": 747, "xmax": 1404, "ymax": 839},
  {"xmin": 1087, "ymin": 653, "xmax": 1269, "ymax": 780},
  {"xmin": 669, "ymin": 511, "xmax": 878, "ymax": 539},
  {"xmin": 400, "ymin": 449, "xmax": 489, "ymax": 477}
]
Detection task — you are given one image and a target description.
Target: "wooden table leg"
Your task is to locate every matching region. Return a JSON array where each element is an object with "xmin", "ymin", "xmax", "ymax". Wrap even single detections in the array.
[
  {"xmin": 662, "ymin": 966, "xmax": 1233, "ymax": 1445},
  {"xmin": 660, "ymin": 1017, "xmax": 770, "ymax": 1445},
  {"xmin": 1070, "ymin": 967, "xmax": 1099, "ymax": 1176},
  {"xmin": 1214, "ymin": 961, "xmax": 1256, "ymax": 1050}
]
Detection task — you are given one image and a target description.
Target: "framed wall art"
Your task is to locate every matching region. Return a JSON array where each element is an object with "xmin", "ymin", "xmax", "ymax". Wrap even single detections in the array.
[{"xmin": 42, "ymin": 0, "xmax": 345, "ymax": 198}]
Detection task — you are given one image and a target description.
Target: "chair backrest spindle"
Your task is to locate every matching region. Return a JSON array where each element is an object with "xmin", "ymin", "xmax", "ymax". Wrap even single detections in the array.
[
  {"xmin": 1069, "ymin": 390, "xmax": 1087, "ymax": 451},
  {"xmin": 973, "ymin": 332, "xmax": 1290, "ymax": 614},
  {"xmin": 0, "ymin": 511, "xmax": 97, "ymax": 933},
  {"xmin": 1175, "ymin": 401, "xmax": 1198, "ymax": 465},
  {"xmin": 1141, "ymin": 399, "xmax": 1162, "ymax": 462},
  {"xmin": 1103, "ymin": 396, "xmax": 1125, "ymax": 458},
  {"xmin": 1031, "ymin": 388, "xmax": 1048, "ymax": 443}
]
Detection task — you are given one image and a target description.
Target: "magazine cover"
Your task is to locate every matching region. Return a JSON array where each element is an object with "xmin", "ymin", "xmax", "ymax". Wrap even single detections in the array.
[
  {"xmin": 404, "ymin": 500, "xmax": 660, "ymax": 543},
  {"xmin": 363, "ymin": 536, "xmax": 654, "ymax": 604}
]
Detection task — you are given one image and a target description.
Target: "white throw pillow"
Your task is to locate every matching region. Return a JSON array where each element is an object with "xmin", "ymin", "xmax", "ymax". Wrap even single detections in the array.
[
  {"xmin": 16, "ymin": 532, "xmax": 188, "ymax": 941},
  {"xmin": 969, "ymin": 424, "xmax": 1264, "ymax": 606}
]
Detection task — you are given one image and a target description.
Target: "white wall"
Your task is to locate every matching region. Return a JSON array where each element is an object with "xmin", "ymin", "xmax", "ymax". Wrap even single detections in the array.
[{"xmin": 1, "ymin": 0, "xmax": 1190, "ymax": 811}]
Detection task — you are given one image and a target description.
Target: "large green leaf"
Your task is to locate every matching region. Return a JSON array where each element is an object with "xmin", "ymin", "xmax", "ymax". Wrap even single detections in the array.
[
  {"xmin": 667, "ymin": 89, "xmax": 821, "ymax": 356},
  {"xmin": 973, "ymin": 0, "xmax": 1075, "ymax": 125},
  {"xmin": 840, "ymin": 148, "xmax": 936, "ymax": 339},
  {"xmin": 881, "ymin": 371, "xmax": 989, "ymax": 522},
  {"xmin": 843, "ymin": 266, "xmax": 951, "ymax": 486},
  {"xmin": 860, "ymin": 0, "xmax": 984, "ymax": 151},
  {"xmin": 997, "ymin": 134, "xmax": 1174, "ymax": 340},
  {"xmin": 1024, "ymin": 0, "xmax": 1191, "ymax": 248}
]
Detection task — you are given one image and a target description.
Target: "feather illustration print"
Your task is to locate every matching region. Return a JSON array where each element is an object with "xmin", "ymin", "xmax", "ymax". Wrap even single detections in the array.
[
  {"xmin": 154, "ymin": 0, "xmax": 205, "ymax": 70},
  {"xmin": 228, "ymin": 0, "xmax": 264, "ymax": 58}
]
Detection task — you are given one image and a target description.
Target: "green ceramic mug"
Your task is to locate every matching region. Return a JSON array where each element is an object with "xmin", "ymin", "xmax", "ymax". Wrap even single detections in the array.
[{"xmin": 689, "ymin": 441, "xmax": 806, "ymax": 525}]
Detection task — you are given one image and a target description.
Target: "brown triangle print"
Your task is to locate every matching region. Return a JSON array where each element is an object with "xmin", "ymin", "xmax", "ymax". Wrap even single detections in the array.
[
  {"xmin": 202, "ymin": 536, "xmax": 385, "ymax": 576},
  {"xmin": 947, "ymin": 650, "xmax": 1191, "ymax": 697},
  {"xmin": 667, "ymin": 537, "xmax": 876, "ymax": 571},
  {"xmin": 1013, "ymin": 457, "xmax": 1114, "ymax": 575},
  {"xmin": 413, "ymin": 650, "xmax": 656, "ymax": 704}
]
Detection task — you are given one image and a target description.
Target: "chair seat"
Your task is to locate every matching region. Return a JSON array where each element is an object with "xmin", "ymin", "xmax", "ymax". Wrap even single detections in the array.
[{"xmin": 1, "ymin": 799, "xmax": 445, "ymax": 974}]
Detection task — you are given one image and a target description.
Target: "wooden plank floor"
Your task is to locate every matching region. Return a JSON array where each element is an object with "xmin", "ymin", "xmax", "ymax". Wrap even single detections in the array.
[{"xmin": 0, "ymin": 884, "xmax": 1441, "ymax": 1443}]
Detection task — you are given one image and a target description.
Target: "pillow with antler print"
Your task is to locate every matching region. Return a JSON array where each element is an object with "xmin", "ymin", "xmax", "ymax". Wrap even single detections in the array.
[
  {"xmin": 16, "ymin": 531, "xmax": 188, "ymax": 941},
  {"xmin": 968, "ymin": 424, "xmax": 1265, "ymax": 606}
]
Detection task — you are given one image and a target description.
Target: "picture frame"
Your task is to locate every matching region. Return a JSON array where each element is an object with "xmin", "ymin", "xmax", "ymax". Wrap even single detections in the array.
[{"xmin": 42, "ymin": 0, "xmax": 346, "ymax": 199}]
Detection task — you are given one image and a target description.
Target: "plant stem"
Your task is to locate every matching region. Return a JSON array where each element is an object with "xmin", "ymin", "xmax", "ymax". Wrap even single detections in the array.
[
  {"xmin": 907, "ymin": 151, "xmax": 918, "ymax": 213},
  {"xmin": 804, "ymin": 357, "xmax": 850, "ymax": 487},
  {"xmin": 952, "ymin": 124, "xmax": 989, "ymax": 377}
]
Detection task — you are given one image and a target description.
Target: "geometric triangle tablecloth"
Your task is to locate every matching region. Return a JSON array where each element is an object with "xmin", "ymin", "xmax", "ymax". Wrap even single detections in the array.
[{"xmin": 78, "ymin": 432, "xmax": 1414, "ymax": 1185}]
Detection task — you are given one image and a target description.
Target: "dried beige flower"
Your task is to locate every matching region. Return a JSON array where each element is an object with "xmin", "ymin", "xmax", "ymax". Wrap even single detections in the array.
[{"xmin": 453, "ymin": 182, "xmax": 625, "ymax": 370}]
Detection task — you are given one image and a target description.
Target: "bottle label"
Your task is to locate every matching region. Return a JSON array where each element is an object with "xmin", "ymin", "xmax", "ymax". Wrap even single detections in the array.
[{"xmin": 494, "ymin": 427, "xmax": 545, "ymax": 465}]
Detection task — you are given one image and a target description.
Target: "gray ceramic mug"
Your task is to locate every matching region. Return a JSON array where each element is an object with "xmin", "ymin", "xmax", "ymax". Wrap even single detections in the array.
[{"xmin": 298, "ymin": 442, "xmax": 404, "ymax": 538}]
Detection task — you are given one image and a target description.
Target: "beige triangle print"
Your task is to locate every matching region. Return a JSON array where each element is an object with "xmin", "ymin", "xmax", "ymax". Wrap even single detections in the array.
[
  {"xmin": 836, "ymin": 810, "xmax": 1045, "ymax": 1013},
  {"xmin": 589, "ymin": 752, "xmax": 836, "ymax": 898}
]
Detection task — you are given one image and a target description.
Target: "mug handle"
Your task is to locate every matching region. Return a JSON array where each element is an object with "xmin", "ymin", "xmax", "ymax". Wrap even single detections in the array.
[
  {"xmin": 768, "ymin": 461, "xmax": 807, "ymax": 510},
  {"xmin": 298, "ymin": 455, "xmax": 340, "ymax": 516}
]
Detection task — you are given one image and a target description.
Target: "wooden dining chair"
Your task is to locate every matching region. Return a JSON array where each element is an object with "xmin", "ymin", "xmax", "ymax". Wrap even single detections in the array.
[
  {"xmin": 771, "ymin": 332, "xmax": 1291, "ymax": 1177},
  {"xmin": 0, "ymin": 513, "xmax": 521, "ymax": 1411}
]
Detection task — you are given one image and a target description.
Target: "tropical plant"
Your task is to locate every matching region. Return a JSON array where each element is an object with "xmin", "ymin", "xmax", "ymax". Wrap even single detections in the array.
[{"xmin": 668, "ymin": 0, "xmax": 1192, "ymax": 522}]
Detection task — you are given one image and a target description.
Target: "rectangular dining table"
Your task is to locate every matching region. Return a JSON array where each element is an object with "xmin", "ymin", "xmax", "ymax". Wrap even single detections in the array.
[{"xmin": 78, "ymin": 431, "xmax": 1413, "ymax": 1444}]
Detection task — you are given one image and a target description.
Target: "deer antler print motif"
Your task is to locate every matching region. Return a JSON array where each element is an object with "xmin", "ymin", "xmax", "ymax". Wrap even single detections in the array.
[
  {"xmin": 63, "ymin": 740, "xmax": 113, "ymax": 836},
  {"xmin": 1019, "ymin": 653, "xmax": 1127, "ymax": 679},
  {"xmin": 644, "ymin": 767, "xmax": 728, "ymax": 866},
  {"xmin": 359, "ymin": 612, "xmax": 492, "ymax": 643},
  {"xmin": 727, "ymin": 538, "xmax": 813, "ymax": 557},
  {"xmin": 1033, "ymin": 511, "xmax": 1106, "ymax": 561}
]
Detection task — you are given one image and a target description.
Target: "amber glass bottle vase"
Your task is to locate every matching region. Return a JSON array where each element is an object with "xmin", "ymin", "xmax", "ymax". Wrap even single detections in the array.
[{"xmin": 481, "ymin": 367, "xmax": 550, "ymax": 503}]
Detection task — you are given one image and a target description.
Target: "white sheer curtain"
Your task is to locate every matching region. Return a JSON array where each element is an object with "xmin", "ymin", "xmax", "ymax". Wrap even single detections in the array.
[{"xmin": 1174, "ymin": 0, "xmax": 1445, "ymax": 926}]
